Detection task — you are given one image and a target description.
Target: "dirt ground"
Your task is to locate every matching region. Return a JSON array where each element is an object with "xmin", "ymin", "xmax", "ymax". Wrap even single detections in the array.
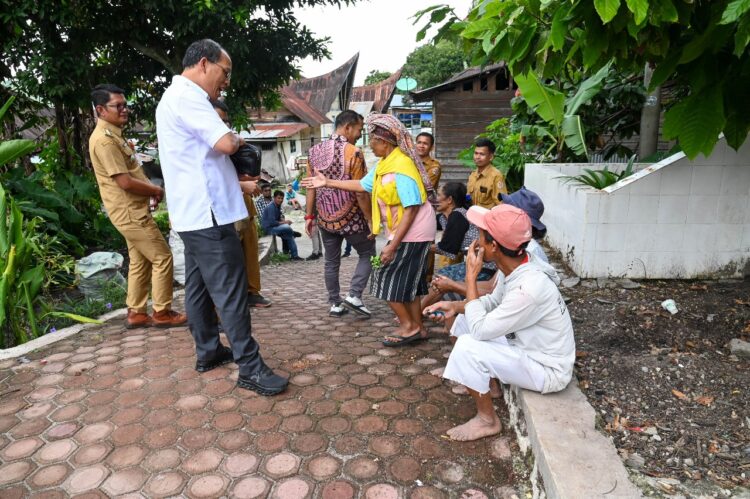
[{"xmin": 548, "ymin": 250, "xmax": 750, "ymax": 497}]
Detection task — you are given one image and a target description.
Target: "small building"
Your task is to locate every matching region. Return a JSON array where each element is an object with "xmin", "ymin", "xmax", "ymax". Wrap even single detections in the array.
[
  {"xmin": 410, "ymin": 63, "xmax": 514, "ymax": 182},
  {"xmin": 246, "ymin": 54, "xmax": 359, "ymax": 181}
]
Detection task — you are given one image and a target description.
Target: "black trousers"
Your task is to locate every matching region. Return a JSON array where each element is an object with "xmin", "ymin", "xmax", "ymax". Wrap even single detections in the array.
[{"xmin": 179, "ymin": 223, "xmax": 263, "ymax": 376}]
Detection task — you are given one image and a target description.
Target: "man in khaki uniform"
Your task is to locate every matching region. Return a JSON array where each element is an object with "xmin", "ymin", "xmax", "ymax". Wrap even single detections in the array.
[
  {"xmin": 467, "ymin": 138, "xmax": 508, "ymax": 209},
  {"xmin": 88, "ymin": 84, "xmax": 187, "ymax": 329},
  {"xmin": 416, "ymin": 132, "xmax": 442, "ymax": 190},
  {"xmin": 211, "ymin": 100, "xmax": 271, "ymax": 308}
]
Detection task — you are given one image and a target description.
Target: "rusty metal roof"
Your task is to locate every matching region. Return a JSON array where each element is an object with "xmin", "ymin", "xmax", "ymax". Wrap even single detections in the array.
[
  {"xmin": 283, "ymin": 53, "xmax": 359, "ymax": 118},
  {"xmin": 351, "ymin": 69, "xmax": 402, "ymax": 114},
  {"xmin": 244, "ymin": 122, "xmax": 309, "ymax": 139},
  {"xmin": 410, "ymin": 63, "xmax": 507, "ymax": 102},
  {"xmin": 279, "ymin": 87, "xmax": 331, "ymax": 127}
]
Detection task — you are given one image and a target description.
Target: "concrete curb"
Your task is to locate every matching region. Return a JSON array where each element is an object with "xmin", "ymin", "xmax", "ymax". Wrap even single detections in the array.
[
  {"xmin": 503, "ymin": 379, "xmax": 642, "ymax": 498},
  {"xmin": 2, "ymin": 235, "xmax": 280, "ymax": 361},
  {"xmin": 0, "ymin": 289, "xmax": 186, "ymax": 361}
]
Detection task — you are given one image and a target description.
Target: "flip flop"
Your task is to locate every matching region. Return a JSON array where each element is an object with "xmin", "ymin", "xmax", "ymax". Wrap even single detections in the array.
[{"xmin": 382, "ymin": 331, "xmax": 427, "ymax": 348}]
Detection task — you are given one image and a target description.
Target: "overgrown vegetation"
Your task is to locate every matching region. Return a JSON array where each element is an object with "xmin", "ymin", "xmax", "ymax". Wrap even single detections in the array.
[{"xmin": 415, "ymin": 0, "xmax": 750, "ymax": 159}]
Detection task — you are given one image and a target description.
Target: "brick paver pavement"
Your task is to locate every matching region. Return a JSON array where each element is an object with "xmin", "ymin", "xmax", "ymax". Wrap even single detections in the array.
[{"xmin": 0, "ymin": 258, "xmax": 525, "ymax": 498}]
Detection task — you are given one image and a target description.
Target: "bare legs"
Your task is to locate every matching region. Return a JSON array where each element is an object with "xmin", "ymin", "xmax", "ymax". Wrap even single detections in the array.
[
  {"xmin": 384, "ymin": 298, "xmax": 425, "ymax": 340},
  {"xmin": 446, "ymin": 387, "xmax": 502, "ymax": 441}
]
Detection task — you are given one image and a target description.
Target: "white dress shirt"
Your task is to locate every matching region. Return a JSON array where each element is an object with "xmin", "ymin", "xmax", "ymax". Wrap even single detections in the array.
[{"xmin": 156, "ymin": 75, "xmax": 247, "ymax": 232}]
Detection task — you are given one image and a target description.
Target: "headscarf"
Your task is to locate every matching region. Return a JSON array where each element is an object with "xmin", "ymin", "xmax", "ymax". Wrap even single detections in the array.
[{"xmin": 365, "ymin": 114, "xmax": 435, "ymax": 196}]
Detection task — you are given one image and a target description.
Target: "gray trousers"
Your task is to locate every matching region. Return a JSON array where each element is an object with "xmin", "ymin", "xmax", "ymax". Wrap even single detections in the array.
[
  {"xmin": 320, "ymin": 228, "xmax": 376, "ymax": 304},
  {"xmin": 179, "ymin": 223, "xmax": 263, "ymax": 377}
]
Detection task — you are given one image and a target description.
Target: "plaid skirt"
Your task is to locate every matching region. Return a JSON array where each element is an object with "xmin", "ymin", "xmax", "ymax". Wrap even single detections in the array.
[{"xmin": 371, "ymin": 241, "xmax": 431, "ymax": 302}]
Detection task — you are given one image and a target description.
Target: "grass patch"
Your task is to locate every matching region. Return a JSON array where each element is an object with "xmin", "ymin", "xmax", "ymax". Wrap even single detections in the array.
[
  {"xmin": 39, "ymin": 279, "xmax": 127, "ymax": 333},
  {"xmin": 270, "ymin": 252, "xmax": 291, "ymax": 264}
]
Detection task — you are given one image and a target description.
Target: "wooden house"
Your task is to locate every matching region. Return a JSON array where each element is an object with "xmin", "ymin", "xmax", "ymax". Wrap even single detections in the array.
[
  {"xmin": 410, "ymin": 63, "xmax": 515, "ymax": 182},
  {"xmin": 245, "ymin": 54, "xmax": 359, "ymax": 181}
]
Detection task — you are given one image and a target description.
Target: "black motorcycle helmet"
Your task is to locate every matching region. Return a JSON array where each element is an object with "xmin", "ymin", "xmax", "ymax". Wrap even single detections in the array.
[{"xmin": 230, "ymin": 143, "xmax": 262, "ymax": 177}]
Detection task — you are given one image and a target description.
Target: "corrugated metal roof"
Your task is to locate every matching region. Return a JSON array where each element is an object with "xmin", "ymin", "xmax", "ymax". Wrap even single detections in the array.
[
  {"xmin": 279, "ymin": 88, "xmax": 330, "ymax": 127},
  {"xmin": 284, "ymin": 53, "xmax": 359, "ymax": 117},
  {"xmin": 242, "ymin": 123, "xmax": 309, "ymax": 139},
  {"xmin": 350, "ymin": 101, "xmax": 374, "ymax": 116},
  {"xmin": 351, "ymin": 69, "xmax": 402, "ymax": 113},
  {"xmin": 410, "ymin": 63, "xmax": 507, "ymax": 102}
]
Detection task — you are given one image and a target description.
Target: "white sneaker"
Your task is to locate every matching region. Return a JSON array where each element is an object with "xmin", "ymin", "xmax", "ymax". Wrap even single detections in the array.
[
  {"xmin": 329, "ymin": 303, "xmax": 348, "ymax": 317},
  {"xmin": 342, "ymin": 296, "xmax": 371, "ymax": 318}
]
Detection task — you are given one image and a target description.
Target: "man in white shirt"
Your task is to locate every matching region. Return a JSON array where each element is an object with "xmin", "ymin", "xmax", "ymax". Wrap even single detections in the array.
[
  {"xmin": 424, "ymin": 204, "xmax": 575, "ymax": 441},
  {"xmin": 156, "ymin": 39, "xmax": 287, "ymax": 396}
]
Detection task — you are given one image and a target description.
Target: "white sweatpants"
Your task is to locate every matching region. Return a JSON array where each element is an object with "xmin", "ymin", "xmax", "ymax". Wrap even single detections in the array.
[{"xmin": 443, "ymin": 314, "xmax": 546, "ymax": 394}]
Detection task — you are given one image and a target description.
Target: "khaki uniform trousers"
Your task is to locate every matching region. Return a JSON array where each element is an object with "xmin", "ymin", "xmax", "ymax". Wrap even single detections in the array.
[
  {"xmin": 117, "ymin": 218, "xmax": 174, "ymax": 314},
  {"xmin": 238, "ymin": 195, "xmax": 262, "ymax": 295}
]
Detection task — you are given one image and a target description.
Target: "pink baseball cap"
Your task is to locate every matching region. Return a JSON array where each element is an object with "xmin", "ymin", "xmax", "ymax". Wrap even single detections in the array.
[{"xmin": 467, "ymin": 204, "xmax": 532, "ymax": 250}]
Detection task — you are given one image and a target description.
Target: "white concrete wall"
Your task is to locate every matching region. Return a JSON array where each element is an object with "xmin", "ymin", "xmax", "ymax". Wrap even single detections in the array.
[{"xmin": 526, "ymin": 136, "xmax": 750, "ymax": 278}]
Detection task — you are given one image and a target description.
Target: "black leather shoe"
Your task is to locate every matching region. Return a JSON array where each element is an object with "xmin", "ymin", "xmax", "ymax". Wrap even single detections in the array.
[
  {"xmin": 195, "ymin": 346, "xmax": 233, "ymax": 373},
  {"xmin": 237, "ymin": 366, "xmax": 288, "ymax": 395}
]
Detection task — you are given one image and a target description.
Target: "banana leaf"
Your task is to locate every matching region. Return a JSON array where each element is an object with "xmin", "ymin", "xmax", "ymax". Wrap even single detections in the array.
[
  {"xmin": 515, "ymin": 72, "xmax": 565, "ymax": 126},
  {"xmin": 562, "ymin": 115, "xmax": 588, "ymax": 159},
  {"xmin": 0, "ymin": 139, "xmax": 36, "ymax": 167}
]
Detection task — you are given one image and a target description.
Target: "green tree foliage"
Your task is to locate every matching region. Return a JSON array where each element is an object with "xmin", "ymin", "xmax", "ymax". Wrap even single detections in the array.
[
  {"xmin": 415, "ymin": 0, "xmax": 750, "ymax": 159},
  {"xmin": 403, "ymin": 41, "xmax": 467, "ymax": 90},
  {"xmin": 364, "ymin": 70, "xmax": 393, "ymax": 85},
  {"xmin": 1, "ymin": 0, "xmax": 355, "ymax": 167}
]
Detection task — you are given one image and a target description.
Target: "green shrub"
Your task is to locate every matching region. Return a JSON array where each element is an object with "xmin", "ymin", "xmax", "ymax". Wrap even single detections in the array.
[
  {"xmin": 152, "ymin": 210, "xmax": 170, "ymax": 238},
  {"xmin": 270, "ymin": 252, "xmax": 290, "ymax": 264},
  {"xmin": 556, "ymin": 155, "xmax": 636, "ymax": 189}
]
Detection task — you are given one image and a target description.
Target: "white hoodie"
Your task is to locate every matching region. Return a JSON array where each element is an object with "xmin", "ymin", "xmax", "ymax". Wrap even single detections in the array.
[{"xmin": 463, "ymin": 254, "xmax": 575, "ymax": 393}]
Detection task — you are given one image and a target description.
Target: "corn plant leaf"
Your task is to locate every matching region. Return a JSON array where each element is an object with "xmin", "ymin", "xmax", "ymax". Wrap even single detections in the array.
[
  {"xmin": 562, "ymin": 115, "xmax": 588, "ymax": 158},
  {"xmin": 515, "ymin": 72, "xmax": 565, "ymax": 126}
]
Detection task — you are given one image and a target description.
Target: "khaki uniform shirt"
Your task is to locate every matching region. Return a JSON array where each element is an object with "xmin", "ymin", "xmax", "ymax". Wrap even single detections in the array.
[
  {"xmin": 423, "ymin": 156, "xmax": 442, "ymax": 190},
  {"xmin": 467, "ymin": 166, "xmax": 508, "ymax": 209},
  {"xmin": 89, "ymin": 119, "xmax": 151, "ymax": 227}
]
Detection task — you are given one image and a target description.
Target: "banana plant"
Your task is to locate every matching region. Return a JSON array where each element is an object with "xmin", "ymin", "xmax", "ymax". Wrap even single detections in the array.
[
  {"xmin": 0, "ymin": 97, "xmax": 35, "ymax": 167},
  {"xmin": 515, "ymin": 61, "xmax": 613, "ymax": 161}
]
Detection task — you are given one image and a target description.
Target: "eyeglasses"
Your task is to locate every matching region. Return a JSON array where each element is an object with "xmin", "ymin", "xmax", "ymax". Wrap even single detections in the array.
[
  {"xmin": 210, "ymin": 61, "xmax": 232, "ymax": 81},
  {"xmin": 105, "ymin": 102, "xmax": 129, "ymax": 112}
]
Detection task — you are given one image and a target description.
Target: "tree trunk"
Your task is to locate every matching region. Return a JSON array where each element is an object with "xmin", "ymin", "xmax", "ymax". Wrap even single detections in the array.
[
  {"xmin": 54, "ymin": 102, "xmax": 71, "ymax": 170},
  {"xmin": 639, "ymin": 63, "xmax": 661, "ymax": 159}
]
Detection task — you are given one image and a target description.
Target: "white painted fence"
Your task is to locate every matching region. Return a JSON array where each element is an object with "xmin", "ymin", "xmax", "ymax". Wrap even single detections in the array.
[{"xmin": 525, "ymin": 136, "xmax": 750, "ymax": 278}]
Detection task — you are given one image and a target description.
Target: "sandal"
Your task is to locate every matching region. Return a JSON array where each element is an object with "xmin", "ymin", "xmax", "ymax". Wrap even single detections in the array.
[{"xmin": 382, "ymin": 330, "xmax": 427, "ymax": 348}]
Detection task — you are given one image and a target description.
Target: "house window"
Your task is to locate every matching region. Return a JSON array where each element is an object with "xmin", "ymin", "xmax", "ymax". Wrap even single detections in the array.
[
  {"xmin": 480, "ymin": 77, "xmax": 488, "ymax": 91},
  {"xmin": 462, "ymin": 81, "xmax": 473, "ymax": 92},
  {"xmin": 496, "ymin": 70, "xmax": 510, "ymax": 90},
  {"xmin": 290, "ymin": 140, "xmax": 297, "ymax": 153}
]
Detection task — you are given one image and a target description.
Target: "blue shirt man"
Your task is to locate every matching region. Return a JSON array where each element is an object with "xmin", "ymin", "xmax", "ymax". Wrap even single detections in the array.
[{"xmin": 261, "ymin": 190, "xmax": 303, "ymax": 261}]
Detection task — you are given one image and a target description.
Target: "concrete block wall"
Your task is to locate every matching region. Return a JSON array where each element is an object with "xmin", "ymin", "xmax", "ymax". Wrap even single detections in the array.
[{"xmin": 525, "ymin": 137, "xmax": 750, "ymax": 278}]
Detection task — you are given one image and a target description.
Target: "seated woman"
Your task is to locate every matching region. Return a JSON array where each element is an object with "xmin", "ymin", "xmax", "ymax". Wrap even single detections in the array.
[{"xmin": 303, "ymin": 113, "xmax": 436, "ymax": 347}]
